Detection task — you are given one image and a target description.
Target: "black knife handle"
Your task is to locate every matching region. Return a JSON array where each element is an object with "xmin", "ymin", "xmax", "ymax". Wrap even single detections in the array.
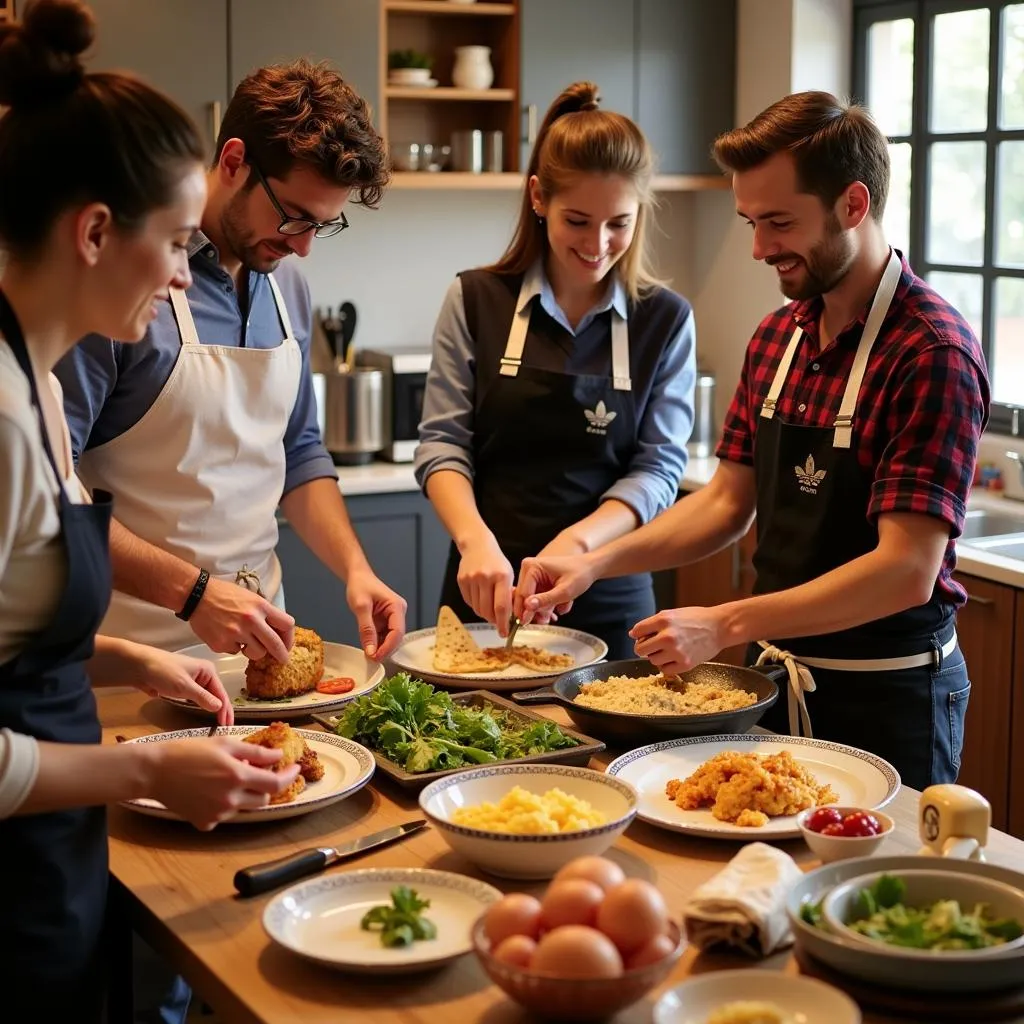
[{"xmin": 234, "ymin": 849, "xmax": 329, "ymax": 897}]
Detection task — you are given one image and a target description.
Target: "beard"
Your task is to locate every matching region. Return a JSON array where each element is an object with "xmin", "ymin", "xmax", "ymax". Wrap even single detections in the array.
[
  {"xmin": 220, "ymin": 190, "xmax": 287, "ymax": 274},
  {"xmin": 770, "ymin": 211, "xmax": 855, "ymax": 301}
]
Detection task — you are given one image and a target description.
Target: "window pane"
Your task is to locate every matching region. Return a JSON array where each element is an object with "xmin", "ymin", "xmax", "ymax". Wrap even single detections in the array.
[
  {"xmin": 886, "ymin": 142, "xmax": 912, "ymax": 257},
  {"xmin": 1001, "ymin": 3, "xmax": 1024, "ymax": 129},
  {"xmin": 927, "ymin": 272, "xmax": 984, "ymax": 340},
  {"xmin": 997, "ymin": 142, "xmax": 1024, "ymax": 269},
  {"xmin": 927, "ymin": 142, "xmax": 987, "ymax": 266},
  {"xmin": 868, "ymin": 18, "xmax": 914, "ymax": 136},
  {"xmin": 993, "ymin": 278, "xmax": 1024, "ymax": 405},
  {"xmin": 931, "ymin": 8, "xmax": 990, "ymax": 132}
]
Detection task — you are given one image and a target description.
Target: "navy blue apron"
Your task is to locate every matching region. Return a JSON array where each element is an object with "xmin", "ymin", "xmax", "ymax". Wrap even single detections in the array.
[
  {"xmin": 747, "ymin": 253, "xmax": 969, "ymax": 791},
  {"xmin": 0, "ymin": 291, "xmax": 114, "ymax": 1020},
  {"xmin": 440, "ymin": 272, "xmax": 655, "ymax": 661}
]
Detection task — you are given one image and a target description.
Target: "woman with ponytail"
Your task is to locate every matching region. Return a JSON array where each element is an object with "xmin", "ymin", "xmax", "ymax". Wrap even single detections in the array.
[
  {"xmin": 0, "ymin": 3, "xmax": 298, "ymax": 1016},
  {"xmin": 415, "ymin": 82, "xmax": 697, "ymax": 658}
]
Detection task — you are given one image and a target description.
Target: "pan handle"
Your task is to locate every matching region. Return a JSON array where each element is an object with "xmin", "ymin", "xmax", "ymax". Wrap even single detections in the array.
[
  {"xmin": 510, "ymin": 687, "xmax": 560, "ymax": 705},
  {"xmin": 748, "ymin": 663, "xmax": 790, "ymax": 686}
]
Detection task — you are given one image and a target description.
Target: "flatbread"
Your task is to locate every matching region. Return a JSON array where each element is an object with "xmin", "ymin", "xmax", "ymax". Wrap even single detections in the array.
[
  {"xmin": 432, "ymin": 606, "xmax": 511, "ymax": 674},
  {"xmin": 500, "ymin": 644, "xmax": 575, "ymax": 672}
]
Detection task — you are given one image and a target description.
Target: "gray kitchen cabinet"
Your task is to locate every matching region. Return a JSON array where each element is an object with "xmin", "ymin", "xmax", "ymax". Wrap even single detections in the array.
[
  {"xmin": 519, "ymin": 0, "xmax": 636, "ymax": 169},
  {"xmin": 228, "ymin": 0, "xmax": 379, "ymax": 120},
  {"xmin": 636, "ymin": 0, "xmax": 736, "ymax": 175},
  {"xmin": 276, "ymin": 490, "xmax": 450, "ymax": 646}
]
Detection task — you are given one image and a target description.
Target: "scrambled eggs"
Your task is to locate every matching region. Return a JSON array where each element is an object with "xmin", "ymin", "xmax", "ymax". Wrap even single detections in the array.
[
  {"xmin": 451, "ymin": 785, "xmax": 607, "ymax": 833},
  {"xmin": 707, "ymin": 1001, "xmax": 792, "ymax": 1024}
]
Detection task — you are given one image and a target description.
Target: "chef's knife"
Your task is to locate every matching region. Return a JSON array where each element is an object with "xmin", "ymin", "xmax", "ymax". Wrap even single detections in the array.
[{"xmin": 233, "ymin": 819, "xmax": 428, "ymax": 897}]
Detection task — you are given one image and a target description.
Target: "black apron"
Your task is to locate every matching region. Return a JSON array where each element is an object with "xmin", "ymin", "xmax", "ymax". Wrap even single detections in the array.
[
  {"xmin": 0, "ymin": 291, "xmax": 114, "ymax": 1020},
  {"xmin": 440, "ymin": 274, "xmax": 654, "ymax": 661},
  {"xmin": 747, "ymin": 252, "xmax": 968, "ymax": 791}
]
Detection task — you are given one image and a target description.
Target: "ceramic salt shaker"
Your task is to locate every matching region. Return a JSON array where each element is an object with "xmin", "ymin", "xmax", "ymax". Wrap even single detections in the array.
[{"xmin": 918, "ymin": 783, "xmax": 990, "ymax": 861}]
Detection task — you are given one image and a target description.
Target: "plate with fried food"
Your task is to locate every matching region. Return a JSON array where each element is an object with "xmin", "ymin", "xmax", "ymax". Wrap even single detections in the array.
[
  {"xmin": 606, "ymin": 735, "xmax": 899, "ymax": 839},
  {"xmin": 118, "ymin": 723, "xmax": 375, "ymax": 823},
  {"xmin": 166, "ymin": 628, "xmax": 386, "ymax": 721},
  {"xmin": 389, "ymin": 606, "xmax": 607, "ymax": 690}
]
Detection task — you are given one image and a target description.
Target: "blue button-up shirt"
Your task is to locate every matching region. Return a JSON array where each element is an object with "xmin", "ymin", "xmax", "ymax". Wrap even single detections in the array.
[{"xmin": 54, "ymin": 233, "xmax": 336, "ymax": 496}]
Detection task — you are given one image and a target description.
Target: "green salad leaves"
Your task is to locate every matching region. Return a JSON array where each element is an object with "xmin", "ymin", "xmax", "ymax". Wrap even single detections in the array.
[
  {"xmin": 360, "ymin": 886, "xmax": 437, "ymax": 948},
  {"xmin": 335, "ymin": 672, "xmax": 579, "ymax": 773}
]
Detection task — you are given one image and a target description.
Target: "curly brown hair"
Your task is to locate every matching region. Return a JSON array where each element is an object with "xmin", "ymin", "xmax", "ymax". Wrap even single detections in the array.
[{"xmin": 216, "ymin": 58, "xmax": 390, "ymax": 208}]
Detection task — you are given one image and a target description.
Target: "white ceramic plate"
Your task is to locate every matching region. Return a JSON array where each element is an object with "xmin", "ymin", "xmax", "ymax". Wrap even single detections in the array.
[
  {"xmin": 164, "ymin": 642, "xmax": 385, "ymax": 721},
  {"xmin": 119, "ymin": 726, "xmax": 375, "ymax": 823},
  {"xmin": 263, "ymin": 867, "xmax": 502, "ymax": 973},
  {"xmin": 389, "ymin": 623, "xmax": 607, "ymax": 690},
  {"xmin": 388, "ymin": 76, "xmax": 439, "ymax": 88},
  {"xmin": 606, "ymin": 735, "xmax": 899, "ymax": 839},
  {"xmin": 653, "ymin": 969, "xmax": 861, "ymax": 1024}
]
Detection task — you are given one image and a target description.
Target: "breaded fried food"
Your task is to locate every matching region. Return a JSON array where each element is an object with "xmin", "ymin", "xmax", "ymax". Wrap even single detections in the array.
[
  {"xmin": 243, "ymin": 721, "xmax": 324, "ymax": 804},
  {"xmin": 484, "ymin": 645, "xmax": 575, "ymax": 672},
  {"xmin": 666, "ymin": 750, "xmax": 838, "ymax": 827},
  {"xmin": 245, "ymin": 626, "xmax": 324, "ymax": 699}
]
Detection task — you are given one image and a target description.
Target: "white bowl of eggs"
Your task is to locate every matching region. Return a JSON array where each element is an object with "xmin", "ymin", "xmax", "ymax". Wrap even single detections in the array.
[
  {"xmin": 418, "ymin": 764, "xmax": 638, "ymax": 880},
  {"xmin": 473, "ymin": 855, "xmax": 683, "ymax": 1021}
]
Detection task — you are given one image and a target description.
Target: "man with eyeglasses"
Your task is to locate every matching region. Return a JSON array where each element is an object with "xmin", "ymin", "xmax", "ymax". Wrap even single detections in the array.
[{"xmin": 55, "ymin": 59, "xmax": 406, "ymax": 669}]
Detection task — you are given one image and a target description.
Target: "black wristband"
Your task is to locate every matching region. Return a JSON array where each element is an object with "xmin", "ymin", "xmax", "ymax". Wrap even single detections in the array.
[{"xmin": 176, "ymin": 568, "xmax": 210, "ymax": 621}]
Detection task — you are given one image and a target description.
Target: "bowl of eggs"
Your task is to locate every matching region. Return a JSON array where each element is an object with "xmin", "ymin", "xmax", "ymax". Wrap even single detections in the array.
[
  {"xmin": 419, "ymin": 764, "xmax": 638, "ymax": 879},
  {"xmin": 473, "ymin": 855, "xmax": 683, "ymax": 1021}
]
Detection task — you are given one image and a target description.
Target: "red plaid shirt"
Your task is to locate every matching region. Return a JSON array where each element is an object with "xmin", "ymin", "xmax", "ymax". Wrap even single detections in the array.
[{"xmin": 717, "ymin": 252, "xmax": 990, "ymax": 606}]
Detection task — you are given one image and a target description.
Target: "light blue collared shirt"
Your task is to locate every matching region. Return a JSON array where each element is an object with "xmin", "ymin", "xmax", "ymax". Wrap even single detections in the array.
[{"xmin": 415, "ymin": 262, "xmax": 696, "ymax": 524}]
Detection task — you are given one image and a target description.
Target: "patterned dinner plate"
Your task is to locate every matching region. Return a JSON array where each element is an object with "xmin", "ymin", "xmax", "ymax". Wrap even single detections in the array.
[{"xmin": 606, "ymin": 734, "xmax": 900, "ymax": 840}]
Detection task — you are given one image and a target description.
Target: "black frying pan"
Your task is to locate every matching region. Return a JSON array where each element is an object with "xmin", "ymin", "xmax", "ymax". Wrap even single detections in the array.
[{"xmin": 511, "ymin": 659, "xmax": 784, "ymax": 747}]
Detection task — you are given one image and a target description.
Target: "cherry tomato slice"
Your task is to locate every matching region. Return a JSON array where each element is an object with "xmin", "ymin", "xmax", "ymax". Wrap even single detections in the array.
[
  {"xmin": 805, "ymin": 807, "xmax": 844, "ymax": 833},
  {"xmin": 316, "ymin": 677, "xmax": 356, "ymax": 695},
  {"xmin": 840, "ymin": 811, "xmax": 882, "ymax": 837}
]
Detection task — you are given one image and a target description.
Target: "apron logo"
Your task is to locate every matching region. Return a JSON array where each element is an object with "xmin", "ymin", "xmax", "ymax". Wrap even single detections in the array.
[
  {"xmin": 584, "ymin": 400, "xmax": 617, "ymax": 435},
  {"xmin": 794, "ymin": 455, "xmax": 827, "ymax": 494}
]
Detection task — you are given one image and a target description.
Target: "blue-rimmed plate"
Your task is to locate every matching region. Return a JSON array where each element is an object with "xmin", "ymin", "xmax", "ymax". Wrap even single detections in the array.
[
  {"xmin": 263, "ymin": 867, "xmax": 502, "ymax": 973},
  {"xmin": 118, "ymin": 726, "xmax": 375, "ymax": 823},
  {"xmin": 606, "ymin": 735, "xmax": 900, "ymax": 840}
]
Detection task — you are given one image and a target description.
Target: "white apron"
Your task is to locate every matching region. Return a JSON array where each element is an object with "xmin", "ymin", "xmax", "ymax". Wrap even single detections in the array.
[{"xmin": 78, "ymin": 275, "xmax": 302, "ymax": 651}]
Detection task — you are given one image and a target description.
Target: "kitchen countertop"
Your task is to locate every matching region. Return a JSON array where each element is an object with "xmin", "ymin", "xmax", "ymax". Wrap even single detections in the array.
[{"xmin": 335, "ymin": 461, "xmax": 419, "ymax": 496}]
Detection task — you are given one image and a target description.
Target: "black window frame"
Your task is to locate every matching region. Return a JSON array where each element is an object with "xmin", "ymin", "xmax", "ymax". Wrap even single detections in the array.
[{"xmin": 853, "ymin": 0, "xmax": 1024, "ymax": 436}]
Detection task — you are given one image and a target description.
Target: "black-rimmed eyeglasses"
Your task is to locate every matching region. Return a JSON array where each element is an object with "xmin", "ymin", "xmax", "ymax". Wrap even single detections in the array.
[{"xmin": 249, "ymin": 162, "xmax": 349, "ymax": 238}]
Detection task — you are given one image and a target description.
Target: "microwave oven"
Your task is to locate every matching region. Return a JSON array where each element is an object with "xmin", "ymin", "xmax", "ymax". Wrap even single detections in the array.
[{"xmin": 355, "ymin": 347, "xmax": 432, "ymax": 462}]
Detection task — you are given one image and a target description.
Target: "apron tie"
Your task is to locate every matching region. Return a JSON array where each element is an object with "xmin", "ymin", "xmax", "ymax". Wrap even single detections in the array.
[
  {"xmin": 235, "ymin": 564, "xmax": 265, "ymax": 597},
  {"xmin": 755, "ymin": 643, "xmax": 815, "ymax": 738}
]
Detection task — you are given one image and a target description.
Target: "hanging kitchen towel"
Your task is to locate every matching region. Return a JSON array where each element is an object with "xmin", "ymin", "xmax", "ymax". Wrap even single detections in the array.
[{"xmin": 682, "ymin": 842, "xmax": 803, "ymax": 957}]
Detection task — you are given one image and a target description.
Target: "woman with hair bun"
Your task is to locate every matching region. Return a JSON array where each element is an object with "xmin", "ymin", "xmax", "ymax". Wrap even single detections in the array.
[
  {"xmin": 415, "ymin": 82, "xmax": 697, "ymax": 659},
  {"xmin": 0, "ymin": 2, "xmax": 299, "ymax": 1016}
]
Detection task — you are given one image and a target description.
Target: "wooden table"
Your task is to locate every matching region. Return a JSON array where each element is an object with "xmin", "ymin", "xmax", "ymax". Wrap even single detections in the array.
[{"xmin": 99, "ymin": 689, "xmax": 1024, "ymax": 1024}]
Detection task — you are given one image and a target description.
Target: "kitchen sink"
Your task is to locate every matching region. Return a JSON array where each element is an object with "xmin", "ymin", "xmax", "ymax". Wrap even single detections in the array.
[
  {"xmin": 961, "ymin": 535, "xmax": 1024, "ymax": 561},
  {"xmin": 960, "ymin": 508, "xmax": 1024, "ymax": 540}
]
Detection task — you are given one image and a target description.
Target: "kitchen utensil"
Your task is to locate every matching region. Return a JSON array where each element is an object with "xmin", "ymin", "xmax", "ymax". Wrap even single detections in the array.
[
  {"xmin": 262, "ymin": 867, "xmax": 502, "ymax": 974},
  {"xmin": 322, "ymin": 365, "xmax": 384, "ymax": 465},
  {"xmin": 689, "ymin": 371, "xmax": 716, "ymax": 458},
  {"xmin": 388, "ymin": 622, "xmax": 608, "ymax": 691},
  {"xmin": 337, "ymin": 300, "xmax": 357, "ymax": 370},
  {"xmin": 234, "ymin": 819, "xmax": 429, "ymax": 896},
  {"xmin": 312, "ymin": 689, "xmax": 605, "ymax": 792},
  {"xmin": 511, "ymin": 658, "xmax": 782, "ymax": 745},
  {"xmin": 418, "ymin": 763, "xmax": 638, "ymax": 879},
  {"xmin": 118, "ymin": 726, "xmax": 375, "ymax": 823},
  {"xmin": 451, "ymin": 129, "xmax": 484, "ymax": 173},
  {"xmin": 503, "ymin": 612, "xmax": 520, "ymax": 651},
  {"xmin": 607, "ymin": 734, "xmax": 900, "ymax": 840},
  {"xmin": 163, "ymin": 641, "xmax": 385, "ymax": 722}
]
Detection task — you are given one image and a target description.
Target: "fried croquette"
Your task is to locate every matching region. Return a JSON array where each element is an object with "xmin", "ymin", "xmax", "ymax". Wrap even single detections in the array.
[
  {"xmin": 244, "ymin": 626, "xmax": 325, "ymax": 699},
  {"xmin": 243, "ymin": 721, "xmax": 323, "ymax": 805},
  {"xmin": 666, "ymin": 750, "xmax": 838, "ymax": 826}
]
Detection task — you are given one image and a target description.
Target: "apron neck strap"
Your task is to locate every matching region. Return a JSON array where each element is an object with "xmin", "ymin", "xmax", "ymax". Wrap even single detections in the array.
[
  {"xmin": 499, "ymin": 276, "xmax": 631, "ymax": 390},
  {"xmin": 266, "ymin": 272, "xmax": 295, "ymax": 340}
]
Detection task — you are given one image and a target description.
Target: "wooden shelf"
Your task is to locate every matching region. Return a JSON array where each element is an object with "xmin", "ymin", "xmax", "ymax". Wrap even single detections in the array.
[
  {"xmin": 386, "ymin": 86, "xmax": 515, "ymax": 101},
  {"xmin": 385, "ymin": 1, "xmax": 516, "ymax": 14},
  {"xmin": 389, "ymin": 172, "xmax": 732, "ymax": 192}
]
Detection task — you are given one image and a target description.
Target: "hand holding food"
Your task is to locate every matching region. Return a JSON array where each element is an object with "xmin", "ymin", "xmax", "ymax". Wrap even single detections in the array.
[
  {"xmin": 245, "ymin": 627, "xmax": 325, "ymax": 699},
  {"xmin": 242, "ymin": 722, "xmax": 324, "ymax": 804},
  {"xmin": 189, "ymin": 576, "xmax": 295, "ymax": 663},
  {"xmin": 629, "ymin": 606, "xmax": 728, "ymax": 676},
  {"xmin": 515, "ymin": 554, "xmax": 596, "ymax": 625}
]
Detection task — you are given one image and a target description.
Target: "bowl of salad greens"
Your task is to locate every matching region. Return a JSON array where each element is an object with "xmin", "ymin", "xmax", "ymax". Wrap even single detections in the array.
[{"xmin": 822, "ymin": 870, "xmax": 1024, "ymax": 956}]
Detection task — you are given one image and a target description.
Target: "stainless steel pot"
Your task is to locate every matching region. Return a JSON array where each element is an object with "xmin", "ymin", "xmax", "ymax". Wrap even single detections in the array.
[
  {"xmin": 689, "ymin": 372, "xmax": 716, "ymax": 458},
  {"xmin": 322, "ymin": 366, "xmax": 383, "ymax": 465}
]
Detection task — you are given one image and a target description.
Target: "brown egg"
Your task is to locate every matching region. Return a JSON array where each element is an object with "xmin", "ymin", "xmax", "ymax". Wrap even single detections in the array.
[
  {"xmin": 531, "ymin": 925, "xmax": 624, "ymax": 979},
  {"xmin": 624, "ymin": 931, "xmax": 676, "ymax": 970},
  {"xmin": 483, "ymin": 893, "xmax": 543, "ymax": 947},
  {"xmin": 539, "ymin": 879, "xmax": 605, "ymax": 931},
  {"xmin": 493, "ymin": 934, "xmax": 537, "ymax": 969},
  {"xmin": 552, "ymin": 856, "xmax": 627, "ymax": 893},
  {"xmin": 595, "ymin": 879, "xmax": 670, "ymax": 955}
]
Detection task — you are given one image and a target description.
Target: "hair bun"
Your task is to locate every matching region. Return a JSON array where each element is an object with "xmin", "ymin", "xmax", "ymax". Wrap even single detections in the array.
[{"xmin": 0, "ymin": 0, "xmax": 95, "ymax": 108}]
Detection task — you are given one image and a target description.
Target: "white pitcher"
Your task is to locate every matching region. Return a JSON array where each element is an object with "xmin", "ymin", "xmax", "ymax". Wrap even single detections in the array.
[{"xmin": 452, "ymin": 46, "xmax": 493, "ymax": 90}]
